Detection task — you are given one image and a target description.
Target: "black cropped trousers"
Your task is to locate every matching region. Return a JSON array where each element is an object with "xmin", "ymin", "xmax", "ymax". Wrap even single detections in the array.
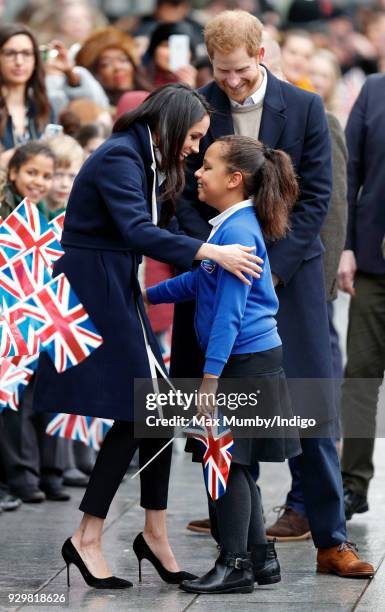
[{"xmin": 79, "ymin": 421, "xmax": 172, "ymax": 519}]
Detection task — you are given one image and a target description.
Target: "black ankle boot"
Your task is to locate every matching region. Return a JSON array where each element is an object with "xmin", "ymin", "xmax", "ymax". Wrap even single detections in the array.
[
  {"xmin": 250, "ymin": 542, "xmax": 281, "ymax": 585},
  {"xmin": 179, "ymin": 550, "xmax": 254, "ymax": 594}
]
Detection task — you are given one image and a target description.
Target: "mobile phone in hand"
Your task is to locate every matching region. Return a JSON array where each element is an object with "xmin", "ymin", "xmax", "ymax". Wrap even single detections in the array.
[
  {"xmin": 168, "ymin": 34, "xmax": 190, "ymax": 72},
  {"xmin": 39, "ymin": 45, "xmax": 59, "ymax": 64}
]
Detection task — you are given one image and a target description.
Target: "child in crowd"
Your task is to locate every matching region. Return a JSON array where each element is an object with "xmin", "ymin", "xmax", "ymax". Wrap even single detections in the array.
[
  {"xmin": 0, "ymin": 141, "xmax": 71, "ymax": 503},
  {"xmin": 36, "ymin": 134, "xmax": 96, "ymax": 485},
  {"xmin": 145, "ymin": 135, "xmax": 301, "ymax": 595},
  {"xmin": 41, "ymin": 134, "xmax": 84, "ymax": 220},
  {"xmin": 0, "ymin": 141, "xmax": 55, "ymax": 218},
  {"xmin": 75, "ymin": 123, "xmax": 109, "ymax": 158}
]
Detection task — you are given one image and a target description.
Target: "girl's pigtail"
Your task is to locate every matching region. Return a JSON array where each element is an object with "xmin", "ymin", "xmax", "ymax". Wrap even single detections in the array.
[{"xmin": 252, "ymin": 146, "xmax": 299, "ymax": 241}]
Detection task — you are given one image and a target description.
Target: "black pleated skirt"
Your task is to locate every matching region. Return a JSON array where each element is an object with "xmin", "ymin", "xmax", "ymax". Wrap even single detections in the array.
[{"xmin": 185, "ymin": 346, "xmax": 302, "ymax": 465}]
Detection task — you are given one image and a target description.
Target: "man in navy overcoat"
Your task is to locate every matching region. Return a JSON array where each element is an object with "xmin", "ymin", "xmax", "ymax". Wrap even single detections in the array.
[
  {"xmin": 172, "ymin": 10, "xmax": 374, "ymax": 577},
  {"xmin": 338, "ymin": 74, "xmax": 385, "ymax": 520}
]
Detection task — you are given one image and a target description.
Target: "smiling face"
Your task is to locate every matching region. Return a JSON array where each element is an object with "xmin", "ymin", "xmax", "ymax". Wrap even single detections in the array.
[
  {"xmin": 9, "ymin": 154, "xmax": 54, "ymax": 203},
  {"xmin": 179, "ymin": 114, "xmax": 210, "ymax": 162},
  {"xmin": 281, "ymin": 35, "xmax": 314, "ymax": 85},
  {"xmin": 195, "ymin": 141, "xmax": 244, "ymax": 209},
  {"xmin": 0, "ymin": 34, "xmax": 35, "ymax": 87},
  {"xmin": 211, "ymin": 45, "xmax": 264, "ymax": 104},
  {"xmin": 96, "ymin": 48, "xmax": 134, "ymax": 91}
]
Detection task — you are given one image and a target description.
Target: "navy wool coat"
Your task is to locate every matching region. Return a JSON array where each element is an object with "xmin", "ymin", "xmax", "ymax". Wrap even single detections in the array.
[
  {"xmin": 33, "ymin": 121, "xmax": 202, "ymax": 421},
  {"xmin": 345, "ymin": 74, "xmax": 385, "ymax": 274},
  {"xmin": 172, "ymin": 70, "xmax": 336, "ymax": 424}
]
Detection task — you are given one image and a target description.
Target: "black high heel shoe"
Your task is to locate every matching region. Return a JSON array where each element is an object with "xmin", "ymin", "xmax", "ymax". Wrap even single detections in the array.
[
  {"xmin": 132, "ymin": 532, "xmax": 197, "ymax": 584},
  {"xmin": 61, "ymin": 538, "xmax": 133, "ymax": 589}
]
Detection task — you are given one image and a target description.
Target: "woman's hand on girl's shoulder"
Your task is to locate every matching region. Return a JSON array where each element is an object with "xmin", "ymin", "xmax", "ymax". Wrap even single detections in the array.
[{"xmin": 198, "ymin": 243, "xmax": 264, "ymax": 286}]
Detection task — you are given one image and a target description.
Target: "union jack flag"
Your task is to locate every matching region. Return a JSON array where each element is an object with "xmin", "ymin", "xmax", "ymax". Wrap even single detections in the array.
[
  {"xmin": 6, "ymin": 355, "xmax": 38, "ymax": 411},
  {"xmin": 185, "ymin": 412, "xmax": 234, "ymax": 500},
  {"xmin": 87, "ymin": 418, "xmax": 113, "ymax": 450},
  {"xmin": 48, "ymin": 212, "xmax": 65, "ymax": 239},
  {"xmin": 45, "ymin": 413, "xmax": 91, "ymax": 443},
  {"xmin": 23, "ymin": 273, "xmax": 103, "ymax": 372},
  {"xmin": 0, "ymin": 357, "xmax": 31, "ymax": 411},
  {"xmin": 0, "ymin": 198, "xmax": 63, "ymax": 267},
  {"xmin": 0, "ymin": 303, "xmax": 40, "ymax": 357},
  {"xmin": 0, "ymin": 247, "xmax": 52, "ymax": 309},
  {"xmin": 45, "ymin": 413, "xmax": 113, "ymax": 449}
]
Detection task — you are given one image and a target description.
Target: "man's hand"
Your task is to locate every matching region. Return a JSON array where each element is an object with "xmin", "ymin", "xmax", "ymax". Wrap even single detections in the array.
[
  {"xmin": 197, "ymin": 374, "xmax": 218, "ymax": 417},
  {"xmin": 337, "ymin": 250, "xmax": 357, "ymax": 296}
]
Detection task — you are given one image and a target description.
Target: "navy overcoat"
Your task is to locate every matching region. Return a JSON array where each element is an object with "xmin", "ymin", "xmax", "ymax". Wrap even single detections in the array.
[
  {"xmin": 33, "ymin": 121, "xmax": 202, "ymax": 421},
  {"xmin": 345, "ymin": 74, "xmax": 385, "ymax": 274},
  {"xmin": 172, "ymin": 69, "xmax": 336, "ymax": 423}
]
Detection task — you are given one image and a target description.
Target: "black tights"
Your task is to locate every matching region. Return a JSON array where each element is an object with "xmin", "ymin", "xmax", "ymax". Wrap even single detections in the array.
[{"xmin": 208, "ymin": 463, "xmax": 267, "ymax": 552}]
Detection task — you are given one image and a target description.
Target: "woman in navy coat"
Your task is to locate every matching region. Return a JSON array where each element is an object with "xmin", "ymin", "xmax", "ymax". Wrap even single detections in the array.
[{"xmin": 33, "ymin": 84, "xmax": 263, "ymax": 589}]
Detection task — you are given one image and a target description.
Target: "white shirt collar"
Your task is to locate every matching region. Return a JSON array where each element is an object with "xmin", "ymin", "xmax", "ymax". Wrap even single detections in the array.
[
  {"xmin": 208, "ymin": 199, "xmax": 254, "ymax": 240},
  {"xmin": 230, "ymin": 65, "xmax": 268, "ymax": 108}
]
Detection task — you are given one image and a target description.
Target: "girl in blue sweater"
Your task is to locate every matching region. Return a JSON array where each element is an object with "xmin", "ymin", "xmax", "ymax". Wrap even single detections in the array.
[{"xmin": 146, "ymin": 135, "xmax": 301, "ymax": 594}]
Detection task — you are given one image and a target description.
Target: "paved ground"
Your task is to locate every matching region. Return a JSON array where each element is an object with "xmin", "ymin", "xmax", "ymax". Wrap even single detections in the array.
[
  {"xmin": 1, "ymin": 292, "xmax": 384, "ymax": 612},
  {"xmin": 0, "ymin": 438, "xmax": 385, "ymax": 612}
]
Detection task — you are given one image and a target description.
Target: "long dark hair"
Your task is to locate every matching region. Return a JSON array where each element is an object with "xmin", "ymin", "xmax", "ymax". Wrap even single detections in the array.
[
  {"xmin": 113, "ymin": 83, "xmax": 211, "ymax": 215},
  {"xmin": 217, "ymin": 135, "xmax": 299, "ymax": 241},
  {"xmin": 0, "ymin": 24, "xmax": 51, "ymax": 138}
]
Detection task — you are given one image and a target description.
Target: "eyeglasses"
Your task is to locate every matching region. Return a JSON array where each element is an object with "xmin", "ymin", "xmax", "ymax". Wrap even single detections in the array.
[
  {"xmin": 98, "ymin": 55, "xmax": 132, "ymax": 70},
  {"xmin": 1, "ymin": 49, "xmax": 35, "ymax": 62}
]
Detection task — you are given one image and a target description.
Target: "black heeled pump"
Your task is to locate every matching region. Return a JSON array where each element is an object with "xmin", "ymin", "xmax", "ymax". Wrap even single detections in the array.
[
  {"xmin": 61, "ymin": 538, "xmax": 133, "ymax": 589},
  {"xmin": 132, "ymin": 532, "xmax": 197, "ymax": 584}
]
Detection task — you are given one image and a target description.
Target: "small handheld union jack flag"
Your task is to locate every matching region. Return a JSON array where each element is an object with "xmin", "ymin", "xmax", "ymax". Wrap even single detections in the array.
[
  {"xmin": 45, "ymin": 413, "xmax": 91, "ymax": 444},
  {"xmin": 87, "ymin": 418, "xmax": 113, "ymax": 450},
  {"xmin": 0, "ymin": 198, "xmax": 63, "ymax": 267},
  {"xmin": 46, "ymin": 414, "xmax": 113, "ymax": 449},
  {"xmin": 6, "ymin": 355, "xmax": 38, "ymax": 411},
  {"xmin": 48, "ymin": 212, "xmax": 65, "ymax": 239},
  {"xmin": 0, "ymin": 358, "xmax": 30, "ymax": 411},
  {"xmin": 0, "ymin": 247, "xmax": 52, "ymax": 309},
  {"xmin": 184, "ymin": 410, "xmax": 234, "ymax": 500},
  {"xmin": 0, "ymin": 302, "xmax": 40, "ymax": 357},
  {"xmin": 22, "ymin": 273, "xmax": 103, "ymax": 372}
]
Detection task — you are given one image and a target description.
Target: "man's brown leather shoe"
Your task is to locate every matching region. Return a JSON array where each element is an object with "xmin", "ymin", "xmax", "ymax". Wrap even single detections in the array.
[
  {"xmin": 266, "ymin": 506, "xmax": 311, "ymax": 541},
  {"xmin": 187, "ymin": 518, "xmax": 211, "ymax": 534},
  {"xmin": 317, "ymin": 542, "xmax": 375, "ymax": 578}
]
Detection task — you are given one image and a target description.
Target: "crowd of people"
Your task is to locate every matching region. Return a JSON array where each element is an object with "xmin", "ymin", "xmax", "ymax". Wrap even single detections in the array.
[{"xmin": 0, "ymin": 0, "xmax": 385, "ymax": 596}]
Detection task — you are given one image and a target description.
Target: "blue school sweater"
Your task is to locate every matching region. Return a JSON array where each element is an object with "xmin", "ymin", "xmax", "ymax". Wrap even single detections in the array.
[{"xmin": 147, "ymin": 206, "xmax": 281, "ymax": 376}]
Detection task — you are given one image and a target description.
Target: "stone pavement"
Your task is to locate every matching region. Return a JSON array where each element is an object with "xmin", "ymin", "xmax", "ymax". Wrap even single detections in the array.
[{"xmin": 1, "ymin": 438, "xmax": 385, "ymax": 612}]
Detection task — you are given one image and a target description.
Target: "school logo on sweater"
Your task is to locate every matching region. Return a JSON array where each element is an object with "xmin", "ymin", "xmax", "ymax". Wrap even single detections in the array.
[{"xmin": 201, "ymin": 259, "xmax": 216, "ymax": 274}]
